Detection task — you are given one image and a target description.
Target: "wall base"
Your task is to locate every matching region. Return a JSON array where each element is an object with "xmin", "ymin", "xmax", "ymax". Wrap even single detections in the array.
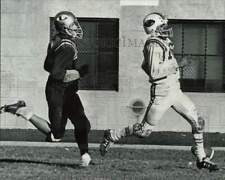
[{"xmin": 0, "ymin": 129, "xmax": 224, "ymax": 147}]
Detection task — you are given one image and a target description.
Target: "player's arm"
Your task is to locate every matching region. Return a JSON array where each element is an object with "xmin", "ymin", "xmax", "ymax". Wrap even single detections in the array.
[
  {"xmin": 44, "ymin": 43, "xmax": 54, "ymax": 73},
  {"xmin": 50, "ymin": 44, "xmax": 80, "ymax": 82},
  {"xmin": 141, "ymin": 43, "xmax": 151, "ymax": 75},
  {"xmin": 141, "ymin": 58, "xmax": 150, "ymax": 75}
]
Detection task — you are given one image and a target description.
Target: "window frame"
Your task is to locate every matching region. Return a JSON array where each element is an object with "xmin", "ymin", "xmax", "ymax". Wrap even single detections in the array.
[
  {"xmin": 50, "ymin": 17, "xmax": 120, "ymax": 91},
  {"xmin": 169, "ymin": 19, "xmax": 225, "ymax": 93}
]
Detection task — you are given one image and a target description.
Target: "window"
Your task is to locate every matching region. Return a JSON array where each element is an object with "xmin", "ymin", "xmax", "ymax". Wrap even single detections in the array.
[
  {"xmin": 170, "ymin": 20, "xmax": 225, "ymax": 92},
  {"xmin": 50, "ymin": 18, "xmax": 119, "ymax": 91}
]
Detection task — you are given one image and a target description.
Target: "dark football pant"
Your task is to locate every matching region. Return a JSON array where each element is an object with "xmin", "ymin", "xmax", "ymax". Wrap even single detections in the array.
[{"xmin": 46, "ymin": 83, "xmax": 91, "ymax": 155}]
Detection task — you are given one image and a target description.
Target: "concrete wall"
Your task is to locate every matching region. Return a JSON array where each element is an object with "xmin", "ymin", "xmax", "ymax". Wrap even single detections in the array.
[{"xmin": 1, "ymin": 0, "xmax": 225, "ymax": 133}]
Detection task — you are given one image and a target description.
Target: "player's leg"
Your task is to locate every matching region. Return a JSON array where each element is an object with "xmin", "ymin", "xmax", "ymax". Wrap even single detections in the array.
[
  {"xmin": 1, "ymin": 100, "xmax": 51, "ymax": 135},
  {"xmin": 45, "ymin": 104, "xmax": 67, "ymax": 142},
  {"xmin": 100, "ymin": 93, "xmax": 171, "ymax": 156},
  {"xmin": 67, "ymin": 93, "xmax": 91, "ymax": 167},
  {"xmin": 102, "ymin": 84, "xmax": 171, "ymax": 142},
  {"xmin": 45, "ymin": 84, "xmax": 68, "ymax": 142},
  {"xmin": 74, "ymin": 115, "xmax": 91, "ymax": 167},
  {"xmin": 99, "ymin": 103, "xmax": 156, "ymax": 157},
  {"xmin": 102, "ymin": 103, "xmax": 156, "ymax": 143},
  {"xmin": 172, "ymin": 91, "xmax": 219, "ymax": 171}
]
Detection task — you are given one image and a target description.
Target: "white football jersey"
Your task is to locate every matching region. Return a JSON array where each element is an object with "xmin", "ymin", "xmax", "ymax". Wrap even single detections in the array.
[{"xmin": 142, "ymin": 37, "xmax": 180, "ymax": 91}]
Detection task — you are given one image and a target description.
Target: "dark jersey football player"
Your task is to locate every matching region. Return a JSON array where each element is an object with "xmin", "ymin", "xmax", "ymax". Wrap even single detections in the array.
[{"xmin": 1, "ymin": 11, "xmax": 91, "ymax": 167}]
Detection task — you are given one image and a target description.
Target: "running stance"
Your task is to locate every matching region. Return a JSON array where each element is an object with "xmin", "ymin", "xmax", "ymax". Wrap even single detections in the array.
[
  {"xmin": 1, "ymin": 11, "xmax": 91, "ymax": 167},
  {"xmin": 99, "ymin": 12, "xmax": 219, "ymax": 172}
]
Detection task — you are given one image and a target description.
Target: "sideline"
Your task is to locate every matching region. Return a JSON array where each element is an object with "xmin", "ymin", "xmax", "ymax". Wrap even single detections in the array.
[{"xmin": 1, "ymin": 141, "xmax": 225, "ymax": 151}]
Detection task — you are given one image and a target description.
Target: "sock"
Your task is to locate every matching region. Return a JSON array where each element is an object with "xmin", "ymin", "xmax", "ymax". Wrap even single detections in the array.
[
  {"xmin": 109, "ymin": 125, "xmax": 133, "ymax": 142},
  {"xmin": 16, "ymin": 107, "xmax": 34, "ymax": 120},
  {"xmin": 193, "ymin": 133, "xmax": 206, "ymax": 161}
]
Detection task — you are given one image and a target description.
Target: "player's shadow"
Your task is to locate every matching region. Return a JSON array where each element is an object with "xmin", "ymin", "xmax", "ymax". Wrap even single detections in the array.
[{"xmin": 0, "ymin": 158, "xmax": 90, "ymax": 169}]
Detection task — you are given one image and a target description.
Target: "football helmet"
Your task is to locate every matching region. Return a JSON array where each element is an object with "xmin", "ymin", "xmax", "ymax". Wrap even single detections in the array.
[
  {"xmin": 54, "ymin": 11, "xmax": 83, "ymax": 39},
  {"xmin": 143, "ymin": 12, "xmax": 173, "ymax": 37}
]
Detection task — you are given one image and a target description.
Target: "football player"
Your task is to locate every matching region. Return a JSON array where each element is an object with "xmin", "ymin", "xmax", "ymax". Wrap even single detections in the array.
[
  {"xmin": 99, "ymin": 12, "xmax": 219, "ymax": 171},
  {"xmin": 1, "ymin": 11, "xmax": 91, "ymax": 167}
]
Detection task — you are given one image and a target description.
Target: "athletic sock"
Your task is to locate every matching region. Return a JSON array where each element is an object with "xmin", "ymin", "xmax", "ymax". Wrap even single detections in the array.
[
  {"xmin": 108, "ymin": 125, "xmax": 133, "ymax": 142},
  {"xmin": 193, "ymin": 133, "xmax": 206, "ymax": 161},
  {"xmin": 16, "ymin": 107, "xmax": 34, "ymax": 120}
]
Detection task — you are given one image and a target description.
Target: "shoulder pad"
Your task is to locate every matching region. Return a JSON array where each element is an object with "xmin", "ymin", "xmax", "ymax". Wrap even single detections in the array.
[
  {"xmin": 54, "ymin": 39, "xmax": 77, "ymax": 52},
  {"xmin": 145, "ymin": 37, "xmax": 168, "ymax": 51},
  {"xmin": 49, "ymin": 35, "xmax": 61, "ymax": 50}
]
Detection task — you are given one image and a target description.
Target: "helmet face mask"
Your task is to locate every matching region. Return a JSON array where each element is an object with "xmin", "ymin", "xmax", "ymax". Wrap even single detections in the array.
[
  {"xmin": 156, "ymin": 23, "xmax": 173, "ymax": 37},
  {"xmin": 54, "ymin": 11, "xmax": 83, "ymax": 39},
  {"xmin": 143, "ymin": 12, "xmax": 173, "ymax": 38}
]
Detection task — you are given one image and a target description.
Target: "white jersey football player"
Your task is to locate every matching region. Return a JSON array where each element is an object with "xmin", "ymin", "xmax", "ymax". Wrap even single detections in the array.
[{"xmin": 99, "ymin": 12, "xmax": 219, "ymax": 171}]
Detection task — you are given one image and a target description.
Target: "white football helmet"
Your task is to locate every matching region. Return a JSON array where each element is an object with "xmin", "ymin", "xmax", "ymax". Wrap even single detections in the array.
[
  {"xmin": 143, "ymin": 12, "xmax": 173, "ymax": 37},
  {"xmin": 54, "ymin": 11, "xmax": 83, "ymax": 39}
]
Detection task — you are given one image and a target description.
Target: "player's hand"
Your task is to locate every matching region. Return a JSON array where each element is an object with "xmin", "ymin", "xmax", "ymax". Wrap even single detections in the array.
[
  {"xmin": 63, "ymin": 70, "xmax": 80, "ymax": 82},
  {"xmin": 78, "ymin": 64, "xmax": 89, "ymax": 77},
  {"xmin": 179, "ymin": 56, "xmax": 192, "ymax": 68},
  {"xmin": 169, "ymin": 66, "xmax": 178, "ymax": 74},
  {"xmin": 166, "ymin": 62, "xmax": 178, "ymax": 75}
]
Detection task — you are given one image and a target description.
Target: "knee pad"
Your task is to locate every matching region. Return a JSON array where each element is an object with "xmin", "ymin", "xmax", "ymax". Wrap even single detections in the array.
[
  {"xmin": 133, "ymin": 122, "xmax": 153, "ymax": 138},
  {"xmin": 192, "ymin": 116, "xmax": 205, "ymax": 134},
  {"xmin": 198, "ymin": 116, "xmax": 205, "ymax": 130}
]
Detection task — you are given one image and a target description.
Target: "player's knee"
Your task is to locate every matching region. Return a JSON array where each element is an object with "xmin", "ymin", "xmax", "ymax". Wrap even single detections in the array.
[
  {"xmin": 192, "ymin": 116, "xmax": 205, "ymax": 134},
  {"xmin": 75, "ymin": 123, "xmax": 90, "ymax": 135},
  {"xmin": 76, "ymin": 115, "xmax": 91, "ymax": 133},
  {"xmin": 146, "ymin": 111, "xmax": 160, "ymax": 126},
  {"xmin": 133, "ymin": 123, "xmax": 153, "ymax": 138},
  {"xmin": 82, "ymin": 123, "xmax": 91, "ymax": 134}
]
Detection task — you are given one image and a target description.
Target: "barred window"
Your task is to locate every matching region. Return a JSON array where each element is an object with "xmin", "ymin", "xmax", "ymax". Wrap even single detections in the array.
[
  {"xmin": 50, "ymin": 18, "xmax": 119, "ymax": 91},
  {"xmin": 170, "ymin": 20, "xmax": 225, "ymax": 92}
]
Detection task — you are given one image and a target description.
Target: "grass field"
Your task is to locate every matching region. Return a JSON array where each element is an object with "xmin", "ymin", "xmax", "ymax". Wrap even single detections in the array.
[{"xmin": 0, "ymin": 145, "xmax": 224, "ymax": 180}]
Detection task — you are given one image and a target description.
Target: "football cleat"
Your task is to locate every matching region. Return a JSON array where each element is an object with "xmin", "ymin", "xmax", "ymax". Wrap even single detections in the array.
[
  {"xmin": 0, "ymin": 100, "xmax": 26, "ymax": 114},
  {"xmin": 79, "ymin": 153, "xmax": 91, "ymax": 167},
  {"xmin": 99, "ymin": 129, "xmax": 114, "ymax": 156},
  {"xmin": 196, "ymin": 157, "xmax": 219, "ymax": 172},
  {"xmin": 191, "ymin": 146, "xmax": 214, "ymax": 160}
]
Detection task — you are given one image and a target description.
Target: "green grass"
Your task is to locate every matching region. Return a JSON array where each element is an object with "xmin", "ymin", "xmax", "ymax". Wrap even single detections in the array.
[{"xmin": 0, "ymin": 146, "xmax": 224, "ymax": 180}]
